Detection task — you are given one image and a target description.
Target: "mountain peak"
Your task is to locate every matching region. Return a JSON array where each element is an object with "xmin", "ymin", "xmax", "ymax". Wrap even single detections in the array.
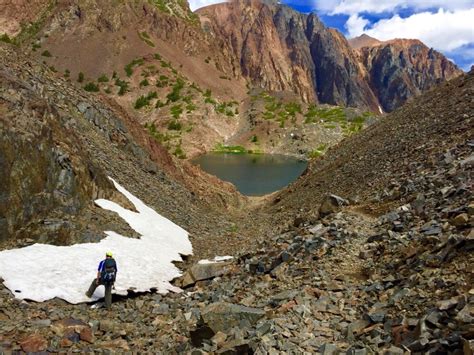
[{"xmin": 348, "ymin": 34, "xmax": 382, "ymax": 49}]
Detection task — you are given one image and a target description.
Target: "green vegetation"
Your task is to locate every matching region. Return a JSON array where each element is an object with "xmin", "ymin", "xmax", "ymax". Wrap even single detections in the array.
[
  {"xmin": 32, "ymin": 42, "xmax": 41, "ymax": 51},
  {"xmin": 167, "ymin": 120, "xmax": 182, "ymax": 131},
  {"xmin": 115, "ymin": 78, "xmax": 129, "ymax": 96},
  {"xmin": 64, "ymin": 69, "xmax": 70, "ymax": 78},
  {"xmin": 84, "ymin": 82, "xmax": 100, "ymax": 92},
  {"xmin": 13, "ymin": 0, "xmax": 56, "ymax": 44},
  {"xmin": 124, "ymin": 58, "xmax": 145, "ymax": 77},
  {"xmin": 154, "ymin": 53, "xmax": 162, "ymax": 60},
  {"xmin": 138, "ymin": 31, "xmax": 155, "ymax": 47},
  {"xmin": 41, "ymin": 50, "xmax": 52, "ymax": 57},
  {"xmin": 251, "ymin": 135, "xmax": 258, "ymax": 143},
  {"xmin": 134, "ymin": 91, "xmax": 158, "ymax": 109},
  {"xmin": 145, "ymin": 122, "xmax": 171, "ymax": 143},
  {"xmin": 308, "ymin": 143, "xmax": 328, "ymax": 159},
  {"xmin": 140, "ymin": 79, "xmax": 150, "ymax": 87},
  {"xmin": 173, "ymin": 144, "xmax": 186, "ymax": 159},
  {"xmin": 98, "ymin": 74, "xmax": 109, "ymax": 83},
  {"xmin": 77, "ymin": 72, "xmax": 85, "ymax": 83},
  {"xmin": 212, "ymin": 143, "xmax": 247, "ymax": 154},
  {"xmin": 304, "ymin": 104, "xmax": 372, "ymax": 135},
  {"xmin": 166, "ymin": 78, "xmax": 185, "ymax": 102},
  {"xmin": 0, "ymin": 33, "xmax": 12, "ymax": 44},
  {"xmin": 170, "ymin": 104, "xmax": 183, "ymax": 119}
]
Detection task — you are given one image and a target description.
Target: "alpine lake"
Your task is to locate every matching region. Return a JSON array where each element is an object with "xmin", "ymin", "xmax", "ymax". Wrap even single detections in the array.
[{"xmin": 192, "ymin": 153, "xmax": 308, "ymax": 196}]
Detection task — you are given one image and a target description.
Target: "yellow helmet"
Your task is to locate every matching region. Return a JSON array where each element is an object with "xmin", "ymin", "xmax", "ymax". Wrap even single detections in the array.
[{"xmin": 106, "ymin": 251, "xmax": 113, "ymax": 257}]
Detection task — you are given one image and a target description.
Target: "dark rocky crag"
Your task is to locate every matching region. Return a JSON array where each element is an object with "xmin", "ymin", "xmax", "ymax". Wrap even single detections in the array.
[{"xmin": 198, "ymin": 0, "xmax": 462, "ymax": 112}]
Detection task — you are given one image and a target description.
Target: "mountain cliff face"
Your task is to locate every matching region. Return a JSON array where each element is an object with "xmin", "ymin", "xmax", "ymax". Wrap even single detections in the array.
[
  {"xmin": 198, "ymin": 0, "xmax": 379, "ymax": 111},
  {"xmin": 355, "ymin": 38, "xmax": 462, "ymax": 112},
  {"xmin": 198, "ymin": 0, "xmax": 462, "ymax": 112}
]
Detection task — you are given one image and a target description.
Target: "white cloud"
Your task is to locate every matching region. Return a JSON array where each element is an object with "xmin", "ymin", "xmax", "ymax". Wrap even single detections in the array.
[
  {"xmin": 314, "ymin": 0, "xmax": 473, "ymax": 15},
  {"xmin": 188, "ymin": 0, "xmax": 228, "ymax": 11},
  {"xmin": 346, "ymin": 8, "xmax": 474, "ymax": 52},
  {"xmin": 345, "ymin": 14, "xmax": 370, "ymax": 38}
]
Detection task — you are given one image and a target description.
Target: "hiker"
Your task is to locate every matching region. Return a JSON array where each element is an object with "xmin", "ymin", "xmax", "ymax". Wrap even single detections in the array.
[{"xmin": 86, "ymin": 251, "xmax": 117, "ymax": 308}]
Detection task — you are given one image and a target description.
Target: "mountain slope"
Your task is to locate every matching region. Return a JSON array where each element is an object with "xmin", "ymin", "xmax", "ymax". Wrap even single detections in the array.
[
  {"xmin": 0, "ymin": 43, "xmax": 244, "ymax": 257},
  {"xmin": 264, "ymin": 70, "xmax": 473, "ymax": 224}
]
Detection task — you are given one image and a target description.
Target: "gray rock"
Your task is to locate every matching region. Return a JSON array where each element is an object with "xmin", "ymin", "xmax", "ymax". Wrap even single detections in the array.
[
  {"xmin": 320, "ymin": 343, "xmax": 337, "ymax": 354},
  {"xmin": 319, "ymin": 194, "xmax": 349, "ymax": 216},
  {"xmin": 179, "ymin": 260, "xmax": 233, "ymax": 287},
  {"xmin": 201, "ymin": 302, "xmax": 265, "ymax": 333}
]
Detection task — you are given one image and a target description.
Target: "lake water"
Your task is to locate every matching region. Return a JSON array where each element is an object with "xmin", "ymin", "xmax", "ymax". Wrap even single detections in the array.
[{"xmin": 192, "ymin": 153, "xmax": 308, "ymax": 196}]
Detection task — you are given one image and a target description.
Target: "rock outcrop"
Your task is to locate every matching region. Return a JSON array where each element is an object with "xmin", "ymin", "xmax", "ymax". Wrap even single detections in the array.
[
  {"xmin": 356, "ymin": 38, "xmax": 462, "ymax": 112},
  {"xmin": 198, "ymin": 0, "xmax": 463, "ymax": 112}
]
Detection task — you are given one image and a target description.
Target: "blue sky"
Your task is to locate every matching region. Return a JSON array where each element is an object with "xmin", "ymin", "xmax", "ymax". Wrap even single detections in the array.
[{"xmin": 189, "ymin": 0, "xmax": 474, "ymax": 71}]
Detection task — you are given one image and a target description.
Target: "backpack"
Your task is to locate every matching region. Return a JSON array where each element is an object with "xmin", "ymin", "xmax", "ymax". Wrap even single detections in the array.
[{"xmin": 101, "ymin": 258, "xmax": 116, "ymax": 284}]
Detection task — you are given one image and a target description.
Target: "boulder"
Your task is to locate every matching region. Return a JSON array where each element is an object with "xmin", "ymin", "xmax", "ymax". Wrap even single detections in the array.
[
  {"xmin": 201, "ymin": 302, "xmax": 265, "ymax": 333},
  {"xmin": 19, "ymin": 334, "xmax": 48, "ymax": 352},
  {"xmin": 179, "ymin": 260, "xmax": 233, "ymax": 287},
  {"xmin": 319, "ymin": 194, "xmax": 349, "ymax": 216}
]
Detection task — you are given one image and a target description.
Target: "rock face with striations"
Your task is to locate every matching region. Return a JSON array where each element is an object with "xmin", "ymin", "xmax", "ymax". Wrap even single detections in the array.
[
  {"xmin": 198, "ymin": 0, "xmax": 462, "ymax": 112},
  {"xmin": 353, "ymin": 37, "xmax": 462, "ymax": 112}
]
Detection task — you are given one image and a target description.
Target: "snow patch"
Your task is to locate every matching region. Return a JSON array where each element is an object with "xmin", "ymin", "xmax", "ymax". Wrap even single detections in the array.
[
  {"xmin": 197, "ymin": 256, "xmax": 233, "ymax": 264},
  {"xmin": 0, "ymin": 178, "xmax": 192, "ymax": 304}
]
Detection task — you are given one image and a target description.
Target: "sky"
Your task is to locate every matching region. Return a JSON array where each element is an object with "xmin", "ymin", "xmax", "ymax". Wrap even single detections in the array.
[{"xmin": 188, "ymin": 0, "xmax": 474, "ymax": 71}]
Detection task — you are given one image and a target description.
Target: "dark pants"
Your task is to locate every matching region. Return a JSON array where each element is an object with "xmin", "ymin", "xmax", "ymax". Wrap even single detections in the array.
[{"xmin": 86, "ymin": 279, "xmax": 113, "ymax": 308}]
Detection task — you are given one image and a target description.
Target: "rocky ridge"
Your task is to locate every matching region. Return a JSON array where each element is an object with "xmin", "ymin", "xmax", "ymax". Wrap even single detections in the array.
[{"xmin": 198, "ymin": 0, "xmax": 462, "ymax": 113}]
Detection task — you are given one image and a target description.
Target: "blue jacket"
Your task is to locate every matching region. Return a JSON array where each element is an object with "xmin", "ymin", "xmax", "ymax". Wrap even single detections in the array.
[{"xmin": 98, "ymin": 258, "xmax": 118, "ymax": 272}]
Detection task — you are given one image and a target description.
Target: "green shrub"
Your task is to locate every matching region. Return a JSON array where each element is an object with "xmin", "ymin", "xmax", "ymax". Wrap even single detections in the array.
[
  {"xmin": 84, "ymin": 82, "xmax": 100, "ymax": 92},
  {"xmin": 115, "ymin": 78, "xmax": 129, "ymax": 95},
  {"xmin": 134, "ymin": 91, "xmax": 157, "ymax": 109},
  {"xmin": 251, "ymin": 135, "xmax": 258, "ymax": 143},
  {"xmin": 138, "ymin": 31, "xmax": 155, "ymax": 47},
  {"xmin": 124, "ymin": 58, "xmax": 144, "ymax": 77},
  {"xmin": 167, "ymin": 120, "xmax": 182, "ymax": 131},
  {"xmin": 32, "ymin": 43, "xmax": 41, "ymax": 51},
  {"xmin": 155, "ymin": 100, "xmax": 166, "ymax": 108},
  {"xmin": 170, "ymin": 104, "xmax": 183, "ymax": 119},
  {"xmin": 140, "ymin": 79, "xmax": 150, "ymax": 87},
  {"xmin": 154, "ymin": 53, "xmax": 162, "ymax": 60},
  {"xmin": 0, "ymin": 33, "xmax": 12, "ymax": 43},
  {"xmin": 166, "ymin": 78, "xmax": 185, "ymax": 102},
  {"xmin": 41, "ymin": 50, "xmax": 52, "ymax": 57},
  {"xmin": 173, "ymin": 145, "xmax": 186, "ymax": 159},
  {"xmin": 77, "ymin": 72, "xmax": 85, "ymax": 83},
  {"xmin": 98, "ymin": 74, "xmax": 109, "ymax": 83}
]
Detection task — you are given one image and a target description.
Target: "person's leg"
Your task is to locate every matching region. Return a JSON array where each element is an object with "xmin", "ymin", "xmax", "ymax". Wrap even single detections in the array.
[
  {"xmin": 104, "ymin": 283, "xmax": 112, "ymax": 308},
  {"xmin": 86, "ymin": 279, "xmax": 98, "ymax": 297}
]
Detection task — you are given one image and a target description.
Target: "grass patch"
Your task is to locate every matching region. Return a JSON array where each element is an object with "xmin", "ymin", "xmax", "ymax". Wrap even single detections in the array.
[
  {"xmin": 145, "ymin": 122, "xmax": 171, "ymax": 143},
  {"xmin": 212, "ymin": 143, "xmax": 248, "ymax": 154},
  {"xmin": 41, "ymin": 50, "xmax": 52, "ymax": 57},
  {"xmin": 0, "ymin": 33, "xmax": 12, "ymax": 44},
  {"xmin": 124, "ymin": 58, "xmax": 145, "ymax": 77},
  {"xmin": 98, "ymin": 74, "xmax": 109, "ymax": 83},
  {"xmin": 138, "ymin": 31, "xmax": 155, "ymax": 47},
  {"xmin": 84, "ymin": 82, "xmax": 100, "ymax": 92},
  {"xmin": 77, "ymin": 72, "xmax": 84, "ymax": 83},
  {"xmin": 167, "ymin": 120, "xmax": 182, "ymax": 131},
  {"xmin": 308, "ymin": 143, "xmax": 328, "ymax": 158},
  {"xmin": 134, "ymin": 91, "xmax": 158, "ymax": 109},
  {"xmin": 166, "ymin": 78, "xmax": 185, "ymax": 102},
  {"xmin": 170, "ymin": 104, "xmax": 183, "ymax": 119},
  {"xmin": 115, "ymin": 78, "xmax": 129, "ymax": 96}
]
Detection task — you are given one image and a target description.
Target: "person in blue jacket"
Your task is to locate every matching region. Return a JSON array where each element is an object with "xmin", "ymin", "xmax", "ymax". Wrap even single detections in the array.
[{"xmin": 85, "ymin": 252, "xmax": 117, "ymax": 308}]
